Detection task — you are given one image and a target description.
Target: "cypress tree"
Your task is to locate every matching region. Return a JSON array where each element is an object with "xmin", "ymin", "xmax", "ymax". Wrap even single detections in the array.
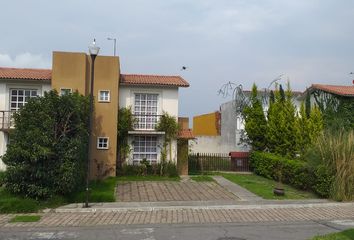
[{"xmin": 243, "ymin": 84, "xmax": 267, "ymax": 151}]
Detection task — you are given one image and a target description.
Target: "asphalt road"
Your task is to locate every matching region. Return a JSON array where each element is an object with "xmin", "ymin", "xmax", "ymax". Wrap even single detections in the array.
[{"xmin": 0, "ymin": 220, "xmax": 353, "ymax": 240}]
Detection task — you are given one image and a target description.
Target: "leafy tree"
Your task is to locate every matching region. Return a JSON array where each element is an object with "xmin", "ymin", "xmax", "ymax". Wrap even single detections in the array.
[
  {"xmin": 242, "ymin": 84, "xmax": 267, "ymax": 151},
  {"xmin": 2, "ymin": 90, "xmax": 89, "ymax": 199},
  {"xmin": 117, "ymin": 107, "xmax": 136, "ymax": 170}
]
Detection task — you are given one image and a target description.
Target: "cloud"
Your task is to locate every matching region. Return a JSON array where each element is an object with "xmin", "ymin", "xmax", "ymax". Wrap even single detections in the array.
[{"xmin": 0, "ymin": 53, "xmax": 51, "ymax": 69}]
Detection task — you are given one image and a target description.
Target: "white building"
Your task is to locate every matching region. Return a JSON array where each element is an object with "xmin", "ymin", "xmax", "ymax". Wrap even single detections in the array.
[
  {"xmin": 191, "ymin": 90, "xmax": 303, "ymax": 154},
  {"xmin": 0, "ymin": 67, "xmax": 189, "ymax": 171},
  {"xmin": 119, "ymin": 74, "xmax": 189, "ymax": 165}
]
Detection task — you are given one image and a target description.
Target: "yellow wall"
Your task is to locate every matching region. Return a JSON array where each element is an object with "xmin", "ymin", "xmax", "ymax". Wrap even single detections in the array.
[
  {"xmin": 193, "ymin": 112, "xmax": 220, "ymax": 136},
  {"xmin": 90, "ymin": 55, "xmax": 119, "ymax": 178},
  {"xmin": 52, "ymin": 51, "xmax": 119, "ymax": 179},
  {"xmin": 52, "ymin": 52, "xmax": 88, "ymax": 94}
]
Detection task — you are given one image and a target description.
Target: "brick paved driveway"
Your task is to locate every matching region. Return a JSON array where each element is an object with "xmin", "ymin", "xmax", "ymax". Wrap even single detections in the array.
[{"xmin": 116, "ymin": 181, "xmax": 239, "ymax": 202}]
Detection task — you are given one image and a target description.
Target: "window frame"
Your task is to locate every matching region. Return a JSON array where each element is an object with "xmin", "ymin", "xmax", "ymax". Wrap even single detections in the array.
[
  {"xmin": 97, "ymin": 137, "xmax": 109, "ymax": 150},
  {"xmin": 9, "ymin": 88, "xmax": 38, "ymax": 111},
  {"xmin": 60, "ymin": 88, "xmax": 72, "ymax": 96},
  {"xmin": 132, "ymin": 135, "xmax": 158, "ymax": 163},
  {"xmin": 98, "ymin": 90, "xmax": 111, "ymax": 102},
  {"xmin": 133, "ymin": 93, "xmax": 159, "ymax": 130}
]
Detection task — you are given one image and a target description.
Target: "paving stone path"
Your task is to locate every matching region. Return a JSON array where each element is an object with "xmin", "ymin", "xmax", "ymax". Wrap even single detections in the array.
[
  {"xmin": 1, "ymin": 204, "xmax": 354, "ymax": 228},
  {"xmin": 116, "ymin": 181, "xmax": 239, "ymax": 202}
]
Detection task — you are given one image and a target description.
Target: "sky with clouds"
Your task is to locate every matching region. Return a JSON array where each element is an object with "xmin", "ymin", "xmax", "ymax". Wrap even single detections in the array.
[{"xmin": 1, "ymin": 0, "xmax": 354, "ymax": 118}]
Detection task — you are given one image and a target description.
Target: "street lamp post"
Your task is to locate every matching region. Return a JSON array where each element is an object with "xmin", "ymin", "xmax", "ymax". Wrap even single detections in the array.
[
  {"xmin": 84, "ymin": 39, "xmax": 100, "ymax": 208},
  {"xmin": 107, "ymin": 37, "xmax": 117, "ymax": 56}
]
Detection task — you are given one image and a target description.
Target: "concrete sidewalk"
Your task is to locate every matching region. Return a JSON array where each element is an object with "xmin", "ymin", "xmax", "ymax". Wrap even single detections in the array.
[{"xmin": 2, "ymin": 202, "xmax": 354, "ymax": 228}]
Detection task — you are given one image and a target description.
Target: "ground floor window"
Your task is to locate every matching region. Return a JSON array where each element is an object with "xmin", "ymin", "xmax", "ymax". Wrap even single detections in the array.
[{"xmin": 133, "ymin": 136, "xmax": 158, "ymax": 163}]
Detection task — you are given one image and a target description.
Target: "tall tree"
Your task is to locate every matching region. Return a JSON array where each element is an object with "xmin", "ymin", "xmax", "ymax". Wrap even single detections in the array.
[{"xmin": 242, "ymin": 84, "xmax": 267, "ymax": 151}]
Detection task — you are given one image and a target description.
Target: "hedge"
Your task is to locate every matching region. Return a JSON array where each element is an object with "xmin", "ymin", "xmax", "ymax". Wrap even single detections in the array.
[{"xmin": 250, "ymin": 151, "xmax": 315, "ymax": 190}]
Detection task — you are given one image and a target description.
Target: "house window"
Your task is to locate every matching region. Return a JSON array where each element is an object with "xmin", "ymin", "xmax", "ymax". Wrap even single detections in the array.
[
  {"xmin": 134, "ymin": 93, "xmax": 158, "ymax": 129},
  {"xmin": 97, "ymin": 137, "xmax": 109, "ymax": 149},
  {"xmin": 60, "ymin": 88, "xmax": 72, "ymax": 96},
  {"xmin": 99, "ymin": 90, "xmax": 110, "ymax": 102},
  {"xmin": 10, "ymin": 89, "xmax": 38, "ymax": 111},
  {"xmin": 133, "ymin": 136, "xmax": 157, "ymax": 163}
]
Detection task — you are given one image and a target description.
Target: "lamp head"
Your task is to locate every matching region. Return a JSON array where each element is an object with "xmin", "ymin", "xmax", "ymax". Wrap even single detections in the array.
[{"xmin": 89, "ymin": 38, "xmax": 100, "ymax": 56}]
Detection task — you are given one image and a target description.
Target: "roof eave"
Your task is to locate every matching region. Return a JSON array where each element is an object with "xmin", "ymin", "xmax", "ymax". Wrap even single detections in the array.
[{"xmin": 120, "ymin": 83, "xmax": 189, "ymax": 88}]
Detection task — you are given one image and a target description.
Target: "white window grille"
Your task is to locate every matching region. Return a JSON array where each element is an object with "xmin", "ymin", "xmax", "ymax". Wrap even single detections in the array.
[
  {"xmin": 10, "ymin": 89, "xmax": 38, "ymax": 111},
  {"xmin": 133, "ymin": 136, "xmax": 157, "ymax": 163},
  {"xmin": 97, "ymin": 137, "xmax": 109, "ymax": 149},
  {"xmin": 99, "ymin": 90, "xmax": 110, "ymax": 102},
  {"xmin": 134, "ymin": 93, "xmax": 158, "ymax": 130}
]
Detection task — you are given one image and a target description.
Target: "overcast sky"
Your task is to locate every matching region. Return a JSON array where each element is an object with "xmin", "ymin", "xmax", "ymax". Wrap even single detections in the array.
[{"xmin": 1, "ymin": 0, "xmax": 354, "ymax": 118}]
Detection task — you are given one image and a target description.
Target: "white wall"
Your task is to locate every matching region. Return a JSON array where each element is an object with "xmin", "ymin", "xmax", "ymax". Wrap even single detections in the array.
[
  {"xmin": 119, "ymin": 85, "xmax": 179, "ymax": 164},
  {"xmin": 119, "ymin": 85, "xmax": 179, "ymax": 117},
  {"xmin": 0, "ymin": 80, "xmax": 51, "ymax": 170}
]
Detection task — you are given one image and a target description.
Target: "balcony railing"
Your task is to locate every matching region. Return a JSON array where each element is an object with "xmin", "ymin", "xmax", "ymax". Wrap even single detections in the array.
[
  {"xmin": 0, "ymin": 111, "xmax": 15, "ymax": 131},
  {"xmin": 133, "ymin": 114, "xmax": 162, "ymax": 130}
]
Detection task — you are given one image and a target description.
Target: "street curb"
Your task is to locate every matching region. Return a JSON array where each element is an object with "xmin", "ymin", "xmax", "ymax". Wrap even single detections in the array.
[{"xmin": 54, "ymin": 202, "xmax": 354, "ymax": 213}]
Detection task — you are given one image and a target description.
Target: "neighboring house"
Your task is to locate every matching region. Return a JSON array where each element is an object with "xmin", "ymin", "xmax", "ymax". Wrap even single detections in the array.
[
  {"xmin": 0, "ymin": 67, "xmax": 52, "ymax": 171},
  {"xmin": 119, "ymin": 74, "xmax": 189, "ymax": 165},
  {"xmin": 0, "ymin": 52, "xmax": 189, "ymax": 175},
  {"xmin": 306, "ymin": 84, "xmax": 354, "ymax": 107},
  {"xmin": 191, "ymin": 90, "xmax": 303, "ymax": 154}
]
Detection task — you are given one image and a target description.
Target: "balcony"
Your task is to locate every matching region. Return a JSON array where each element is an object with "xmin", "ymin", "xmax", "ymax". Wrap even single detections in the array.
[
  {"xmin": 0, "ymin": 111, "xmax": 15, "ymax": 131},
  {"xmin": 133, "ymin": 114, "xmax": 161, "ymax": 130},
  {"xmin": 128, "ymin": 114, "xmax": 165, "ymax": 136}
]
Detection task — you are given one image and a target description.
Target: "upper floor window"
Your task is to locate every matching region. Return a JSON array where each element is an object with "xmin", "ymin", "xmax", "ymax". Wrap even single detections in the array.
[
  {"xmin": 97, "ymin": 137, "xmax": 109, "ymax": 150},
  {"xmin": 99, "ymin": 90, "xmax": 110, "ymax": 102},
  {"xmin": 10, "ymin": 89, "xmax": 38, "ymax": 111},
  {"xmin": 60, "ymin": 88, "xmax": 72, "ymax": 96},
  {"xmin": 134, "ymin": 93, "xmax": 158, "ymax": 130}
]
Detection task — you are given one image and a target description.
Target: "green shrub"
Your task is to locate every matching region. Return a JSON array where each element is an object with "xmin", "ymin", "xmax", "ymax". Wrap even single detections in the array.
[
  {"xmin": 165, "ymin": 162, "xmax": 179, "ymax": 177},
  {"xmin": 306, "ymin": 130, "xmax": 354, "ymax": 201},
  {"xmin": 0, "ymin": 171, "xmax": 5, "ymax": 186},
  {"xmin": 119, "ymin": 161, "xmax": 178, "ymax": 177},
  {"xmin": 313, "ymin": 165, "xmax": 333, "ymax": 198},
  {"xmin": 2, "ymin": 91, "xmax": 89, "ymax": 199},
  {"xmin": 250, "ymin": 151, "xmax": 314, "ymax": 190}
]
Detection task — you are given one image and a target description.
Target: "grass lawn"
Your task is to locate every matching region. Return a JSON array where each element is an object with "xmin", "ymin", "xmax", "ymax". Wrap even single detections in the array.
[
  {"xmin": 0, "ymin": 187, "xmax": 67, "ymax": 214},
  {"xmin": 67, "ymin": 177, "xmax": 118, "ymax": 203},
  {"xmin": 311, "ymin": 229, "xmax": 354, "ymax": 240},
  {"xmin": 221, "ymin": 173, "xmax": 318, "ymax": 200},
  {"xmin": 9, "ymin": 215, "xmax": 41, "ymax": 223},
  {"xmin": 190, "ymin": 175, "xmax": 215, "ymax": 182},
  {"xmin": 0, "ymin": 175, "xmax": 180, "ymax": 213}
]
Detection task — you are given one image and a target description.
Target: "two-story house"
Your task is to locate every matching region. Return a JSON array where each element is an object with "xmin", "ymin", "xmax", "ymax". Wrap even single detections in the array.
[
  {"xmin": 0, "ymin": 67, "xmax": 52, "ymax": 170},
  {"xmin": 0, "ymin": 51, "xmax": 189, "ymax": 177},
  {"xmin": 119, "ymin": 74, "xmax": 189, "ymax": 164}
]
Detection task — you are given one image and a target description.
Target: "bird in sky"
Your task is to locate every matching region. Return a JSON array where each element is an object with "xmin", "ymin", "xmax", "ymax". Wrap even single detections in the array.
[{"xmin": 181, "ymin": 66, "xmax": 188, "ymax": 71}]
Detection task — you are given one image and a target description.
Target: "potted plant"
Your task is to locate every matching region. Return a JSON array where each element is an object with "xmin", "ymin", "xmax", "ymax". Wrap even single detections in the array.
[{"xmin": 273, "ymin": 164, "xmax": 285, "ymax": 196}]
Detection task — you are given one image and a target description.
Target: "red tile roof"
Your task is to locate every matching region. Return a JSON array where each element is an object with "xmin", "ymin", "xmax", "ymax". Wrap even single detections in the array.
[
  {"xmin": 0, "ymin": 67, "xmax": 51, "ymax": 81},
  {"xmin": 178, "ymin": 129, "xmax": 195, "ymax": 139},
  {"xmin": 121, "ymin": 74, "xmax": 189, "ymax": 87},
  {"xmin": 0, "ymin": 68, "xmax": 190, "ymax": 88},
  {"xmin": 311, "ymin": 84, "xmax": 354, "ymax": 97}
]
